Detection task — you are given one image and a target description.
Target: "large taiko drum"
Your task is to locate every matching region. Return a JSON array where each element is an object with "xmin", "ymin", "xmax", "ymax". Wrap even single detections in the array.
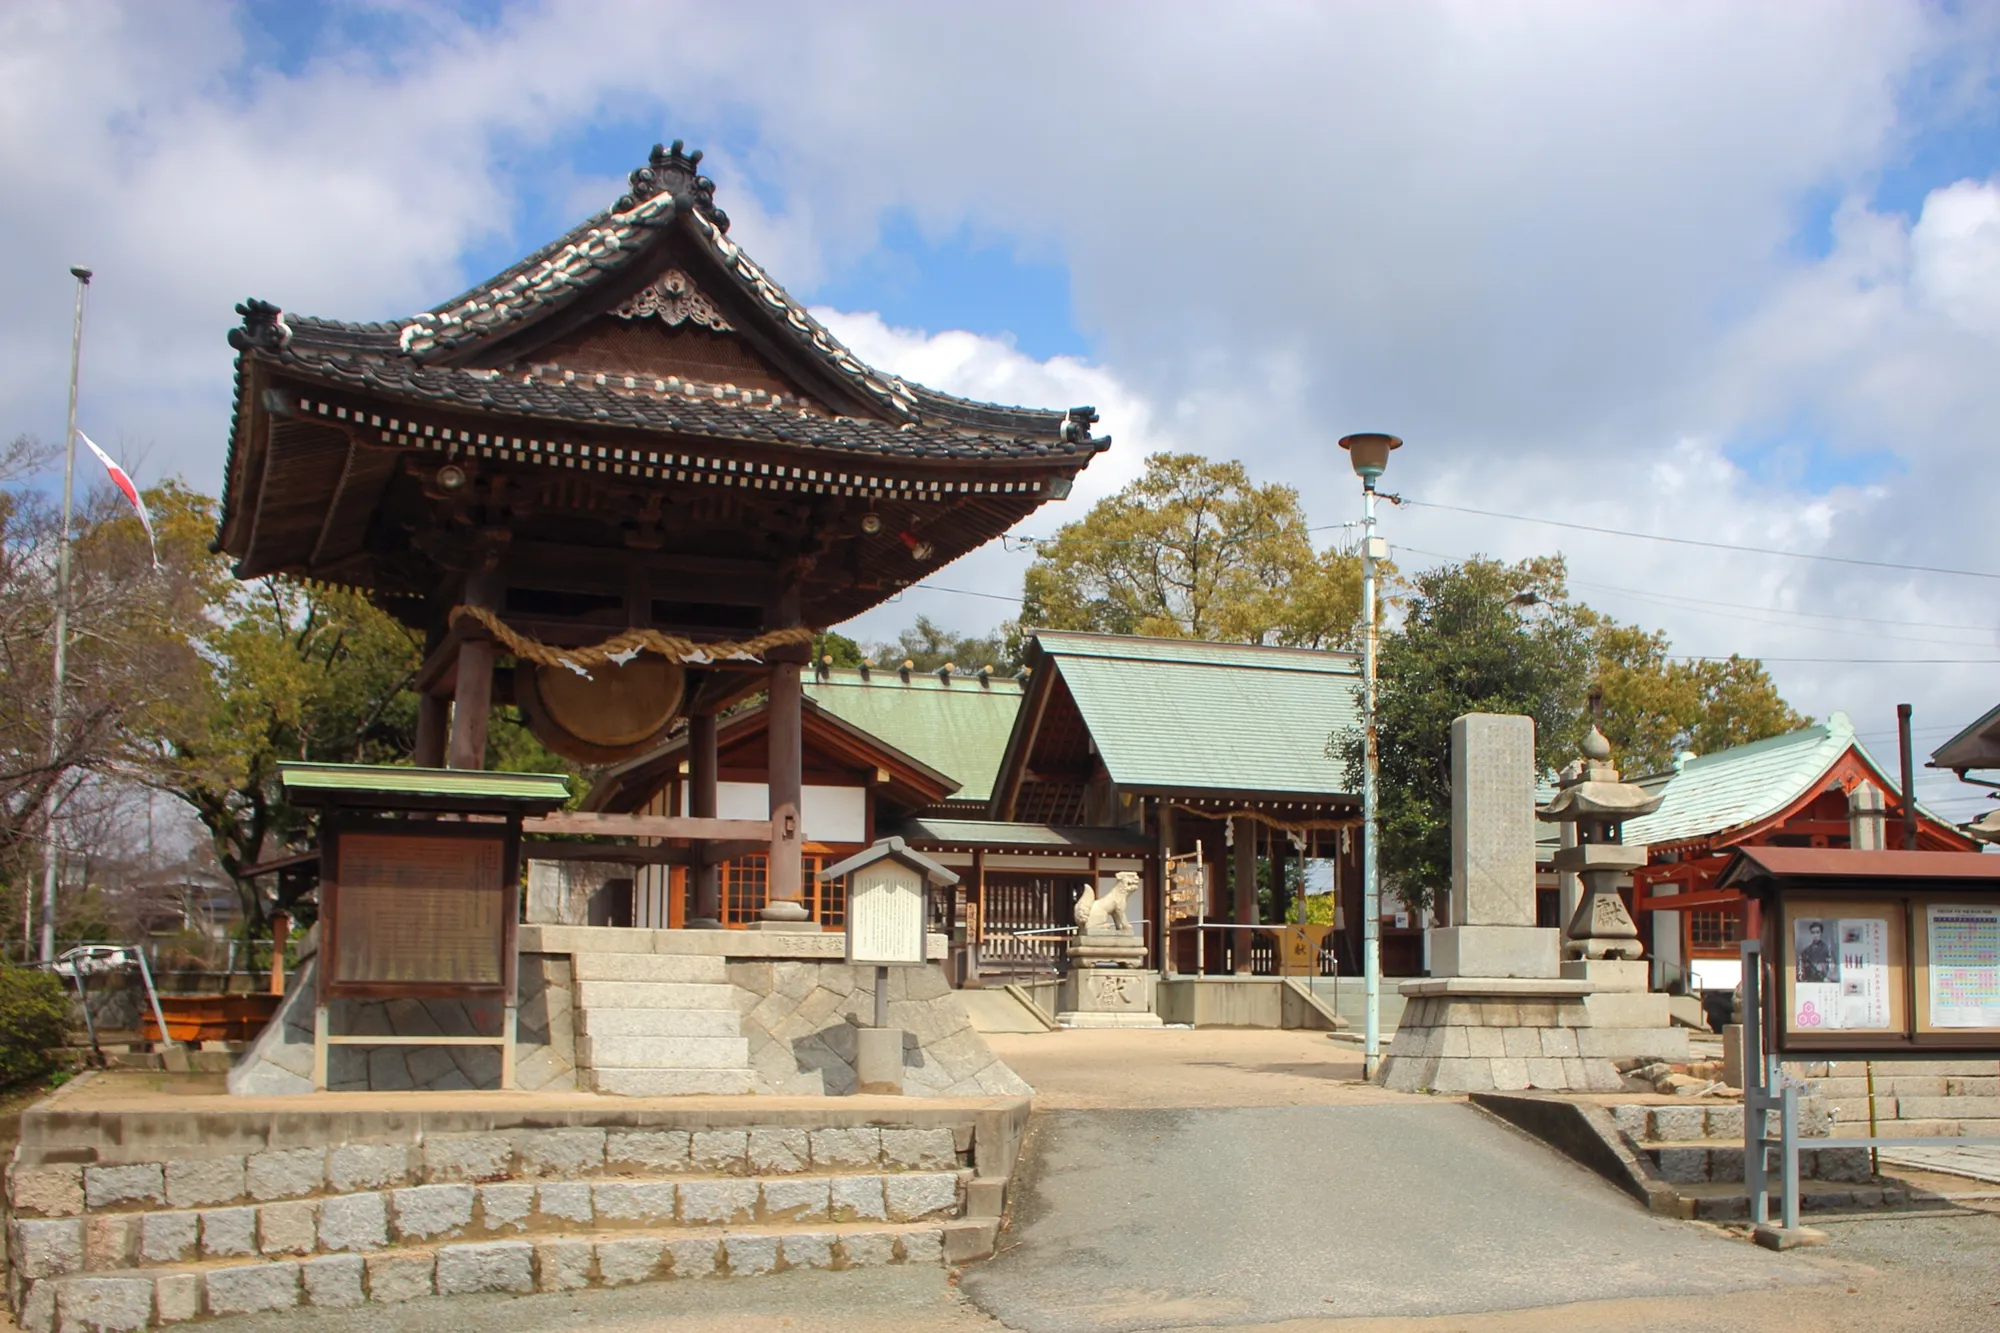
[{"xmin": 517, "ymin": 654, "xmax": 685, "ymax": 763}]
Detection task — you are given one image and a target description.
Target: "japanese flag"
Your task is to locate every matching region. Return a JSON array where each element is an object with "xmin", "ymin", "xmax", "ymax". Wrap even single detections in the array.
[{"xmin": 76, "ymin": 431, "xmax": 159, "ymax": 569}]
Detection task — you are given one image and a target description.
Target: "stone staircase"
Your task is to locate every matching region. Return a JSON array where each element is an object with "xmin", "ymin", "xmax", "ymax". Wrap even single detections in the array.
[
  {"xmin": 10, "ymin": 1122, "xmax": 1004, "ymax": 1329},
  {"xmin": 1606, "ymin": 1100, "xmax": 1909, "ymax": 1220},
  {"xmin": 1796, "ymin": 1059, "xmax": 2000, "ymax": 1141},
  {"xmin": 569, "ymin": 951, "xmax": 756, "ymax": 1097}
]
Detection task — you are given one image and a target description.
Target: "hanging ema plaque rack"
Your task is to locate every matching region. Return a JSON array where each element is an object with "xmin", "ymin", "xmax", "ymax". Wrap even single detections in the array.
[
  {"xmin": 279, "ymin": 763, "xmax": 572, "ymax": 1090},
  {"xmin": 1718, "ymin": 846, "xmax": 2000, "ymax": 1238}
]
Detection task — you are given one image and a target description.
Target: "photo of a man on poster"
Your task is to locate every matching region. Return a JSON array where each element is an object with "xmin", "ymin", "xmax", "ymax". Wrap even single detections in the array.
[{"xmin": 1796, "ymin": 919, "xmax": 1838, "ymax": 984}]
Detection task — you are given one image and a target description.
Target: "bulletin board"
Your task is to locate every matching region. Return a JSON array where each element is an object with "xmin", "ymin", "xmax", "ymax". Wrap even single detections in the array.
[
  {"xmin": 320, "ymin": 817, "xmax": 519, "ymax": 1000},
  {"xmin": 1913, "ymin": 897, "xmax": 2000, "ymax": 1043},
  {"xmin": 1778, "ymin": 897, "xmax": 1909, "ymax": 1049}
]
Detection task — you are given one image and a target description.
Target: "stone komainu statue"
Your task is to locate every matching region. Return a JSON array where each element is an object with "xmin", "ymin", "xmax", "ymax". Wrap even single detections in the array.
[{"xmin": 1073, "ymin": 870, "xmax": 1140, "ymax": 934}]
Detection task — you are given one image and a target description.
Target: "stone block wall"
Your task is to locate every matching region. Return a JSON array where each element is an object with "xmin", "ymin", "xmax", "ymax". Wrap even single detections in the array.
[
  {"xmin": 1791, "ymin": 1059, "xmax": 2000, "ymax": 1139},
  {"xmin": 6, "ymin": 1103, "xmax": 1024, "ymax": 1327},
  {"xmin": 729, "ymin": 960, "xmax": 1029, "ymax": 1098}
]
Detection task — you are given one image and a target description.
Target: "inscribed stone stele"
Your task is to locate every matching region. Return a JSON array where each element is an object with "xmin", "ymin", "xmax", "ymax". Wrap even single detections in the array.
[{"xmin": 1450, "ymin": 714, "xmax": 1537, "ymax": 927}]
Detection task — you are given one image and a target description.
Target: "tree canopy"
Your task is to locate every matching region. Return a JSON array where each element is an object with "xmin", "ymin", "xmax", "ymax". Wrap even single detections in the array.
[
  {"xmin": 1352, "ymin": 554, "xmax": 1807, "ymax": 915},
  {"xmin": 1021, "ymin": 452, "xmax": 1362, "ymax": 648}
]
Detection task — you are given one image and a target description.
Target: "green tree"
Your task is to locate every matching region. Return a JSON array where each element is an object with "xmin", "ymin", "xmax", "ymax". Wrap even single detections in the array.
[
  {"xmin": 151, "ymin": 576, "xmax": 424, "ymax": 930},
  {"xmin": 1589, "ymin": 613, "xmax": 1809, "ymax": 775},
  {"xmin": 1348, "ymin": 556, "xmax": 1594, "ymax": 917},
  {"xmin": 1020, "ymin": 452, "xmax": 1361, "ymax": 647},
  {"xmin": 2, "ymin": 470, "xmax": 220, "ymax": 935},
  {"xmin": 868, "ymin": 616, "xmax": 1019, "ymax": 673}
]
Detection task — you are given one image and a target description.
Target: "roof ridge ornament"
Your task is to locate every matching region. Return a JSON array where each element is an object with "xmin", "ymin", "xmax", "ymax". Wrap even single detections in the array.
[
  {"xmin": 612, "ymin": 268, "xmax": 732, "ymax": 331},
  {"xmin": 228, "ymin": 298, "xmax": 293, "ymax": 353},
  {"xmin": 617, "ymin": 140, "xmax": 730, "ymax": 232}
]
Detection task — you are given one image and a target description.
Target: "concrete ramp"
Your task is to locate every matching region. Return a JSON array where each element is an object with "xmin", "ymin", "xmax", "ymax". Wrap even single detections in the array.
[{"xmin": 961, "ymin": 987, "xmax": 1057, "ymax": 1034}]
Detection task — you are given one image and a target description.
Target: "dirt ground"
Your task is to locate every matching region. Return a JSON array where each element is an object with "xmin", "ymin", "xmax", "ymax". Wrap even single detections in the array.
[{"xmin": 983, "ymin": 1027, "xmax": 1409, "ymax": 1109}]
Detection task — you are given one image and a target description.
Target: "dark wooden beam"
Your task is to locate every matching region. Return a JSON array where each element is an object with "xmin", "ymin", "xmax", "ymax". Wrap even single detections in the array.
[
  {"xmin": 522, "ymin": 812, "xmax": 773, "ymax": 841},
  {"xmin": 689, "ymin": 711, "xmax": 721, "ymax": 925}
]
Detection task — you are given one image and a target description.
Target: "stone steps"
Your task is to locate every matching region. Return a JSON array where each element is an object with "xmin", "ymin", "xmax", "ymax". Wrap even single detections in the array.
[
  {"xmin": 579, "ymin": 1035, "xmax": 752, "ymax": 1070},
  {"xmin": 20, "ymin": 1221, "xmax": 956, "ymax": 1330},
  {"xmin": 1640, "ymin": 1139, "xmax": 1872, "ymax": 1185},
  {"xmin": 1831, "ymin": 1117, "xmax": 2000, "ymax": 1138},
  {"xmin": 572, "ymin": 954, "xmax": 730, "ymax": 984},
  {"xmin": 1677, "ymin": 1179, "xmax": 1921, "ymax": 1222},
  {"xmin": 590, "ymin": 1069, "xmax": 759, "ymax": 1096},
  {"xmin": 576, "ymin": 1007, "xmax": 744, "ymax": 1038},
  {"xmin": 572, "ymin": 980, "xmax": 738, "ymax": 1010}
]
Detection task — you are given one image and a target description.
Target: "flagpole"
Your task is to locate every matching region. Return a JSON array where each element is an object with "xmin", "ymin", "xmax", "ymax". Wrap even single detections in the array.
[{"xmin": 39, "ymin": 265, "xmax": 90, "ymax": 964}]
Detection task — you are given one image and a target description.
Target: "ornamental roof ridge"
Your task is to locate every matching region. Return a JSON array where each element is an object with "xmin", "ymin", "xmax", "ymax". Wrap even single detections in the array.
[{"xmin": 226, "ymin": 141, "xmax": 1090, "ymax": 444}]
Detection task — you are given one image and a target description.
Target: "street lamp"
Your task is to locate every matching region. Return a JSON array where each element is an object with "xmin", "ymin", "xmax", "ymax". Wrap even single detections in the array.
[{"xmin": 1339, "ymin": 432, "xmax": 1400, "ymax": 1079}]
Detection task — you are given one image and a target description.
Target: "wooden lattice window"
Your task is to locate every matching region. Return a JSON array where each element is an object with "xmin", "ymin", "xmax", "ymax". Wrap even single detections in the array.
[
  {"xmin": 1688, "ymin": 908, "xmax": 1746, "ymax": 952},
  {"xmin": 720, "ymin": 855, "xmax": 842, "ymax": 927}
]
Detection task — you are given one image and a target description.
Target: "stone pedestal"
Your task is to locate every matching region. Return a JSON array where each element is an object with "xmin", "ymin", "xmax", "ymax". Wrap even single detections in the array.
[
  {"xmin": 854, "ymin": 1027, "xmax": 904, "ymax": 1094},
  {"xmin": 1376, "ymin": 979, "xmax": 1623, "ymax": 1093},
  {"xmin": 1057, "ymin": 969, "xmax": 1164, "ymax": 1028},
  {"xmin": 1431, "ymin": 925, "xmax": 1560, "ymax": 979}
]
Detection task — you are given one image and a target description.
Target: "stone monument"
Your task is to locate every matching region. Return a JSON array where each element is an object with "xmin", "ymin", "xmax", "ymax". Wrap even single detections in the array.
[
  {"xmin": 1539, "ymin": 722, "xmax": 1687, "ymax": 1063},
  {"xmin": 1057, "ymin": 871, "xmax": 1164, "ymax": 1027},
  {"xmin": 1375, "ymin": 714, "xmax": 1621, "ymax": 1093}
]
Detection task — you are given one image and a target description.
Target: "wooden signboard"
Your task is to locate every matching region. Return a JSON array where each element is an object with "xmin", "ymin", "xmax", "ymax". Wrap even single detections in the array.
[
  {"xmin": 846, "ymin": 860, "xmax": 929, "ymax": 968},
  {"xmin": 320, "ymin": 818, "xmax": 519, "ymax": 1000}
]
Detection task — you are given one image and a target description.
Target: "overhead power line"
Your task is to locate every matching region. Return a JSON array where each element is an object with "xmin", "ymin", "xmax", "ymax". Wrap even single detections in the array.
[{"xmin": 1400, "ymin": 498, "xmax": 2000, "ymax": 582}]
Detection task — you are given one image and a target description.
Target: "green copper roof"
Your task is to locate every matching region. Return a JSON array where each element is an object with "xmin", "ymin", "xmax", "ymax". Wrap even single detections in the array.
[
  {"xmin": 279, "ymin": 762, "xmax": 572, "ymax": 808},
  {"xmin": 1033, "ymin": 631, "xmax": 1362, "ymax": 797},
  {"xmin": 1619, "ymin": 711, "xmax": 1968, "ymax": 848},
  {"xmin": 803, "ymin": 668, "xmax": 1023, "ymax": 804}
]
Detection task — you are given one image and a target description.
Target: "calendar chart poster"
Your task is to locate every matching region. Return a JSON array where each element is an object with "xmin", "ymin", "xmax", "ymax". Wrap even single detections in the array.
[{"xmin": 1928, "ymin": 904, "xmax": 2000, "ymax": 1030}]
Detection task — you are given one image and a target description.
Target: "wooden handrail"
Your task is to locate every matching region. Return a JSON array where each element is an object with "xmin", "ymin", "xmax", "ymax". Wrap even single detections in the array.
[{"xmin": 522, "ymin": 812, "xmax": 775, "ymax": 841}]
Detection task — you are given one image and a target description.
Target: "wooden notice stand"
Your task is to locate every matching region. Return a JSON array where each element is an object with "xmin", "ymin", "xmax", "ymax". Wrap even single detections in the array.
[{"xmin": 280, "ymin": 763, "xmax": 571, "ymax": 1091}]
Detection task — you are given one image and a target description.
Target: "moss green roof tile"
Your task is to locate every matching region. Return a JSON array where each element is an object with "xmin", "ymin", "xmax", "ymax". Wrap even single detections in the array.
[
  {"xmin": 803, "ymin": 669, "xmax": 1023, "ymax": 804},
  {"xmin": 1033, "ymin": 631, "xmax": 1362, "ymax": 797},
  {"xmin": 279, "ymin": 762, "xmax": 571, "ymax": 808}
]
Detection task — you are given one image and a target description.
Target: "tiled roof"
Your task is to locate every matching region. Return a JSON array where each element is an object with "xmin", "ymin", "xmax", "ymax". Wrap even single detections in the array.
[
  {"xmin": 1031, "ymin": 632, "xmax": 1362, "ymax": 797},
  {"xmin": 1622, "ymin": 712, "xmax": 1958, "ymax": 848},
  {"xmin": 228, "ymin": 142, "xmax": 1092, "ymax": 454},
  {"xmin": 260, "ymin": 341, "xmax": 1103, "ymax": 464},
  {"xmin": 804, "ymin": 669, "xmax": 1024, "ymax": 804},
  {"xmin": 888, "ymin": 818, "xmax": 1154, "ymax": 853},
  {"xmin": 1931, "ymin": 701, "xmax": 2000, "ymax": 772}
]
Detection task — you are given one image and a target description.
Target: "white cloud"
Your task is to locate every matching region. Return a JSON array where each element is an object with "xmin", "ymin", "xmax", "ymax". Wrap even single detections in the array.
[
  {"xmin": 1911, "ymin": 178, "xmax": 2000, "ymax": 335},
  {"xmin": 2, "ymin": 0, "xmax": 1998, "ymax": 808}
]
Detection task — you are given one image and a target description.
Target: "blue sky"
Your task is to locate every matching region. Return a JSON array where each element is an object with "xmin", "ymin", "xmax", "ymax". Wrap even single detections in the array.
[{"xmin": 3, "ymin": 0, "xmax": 1997, "ymax": 817}]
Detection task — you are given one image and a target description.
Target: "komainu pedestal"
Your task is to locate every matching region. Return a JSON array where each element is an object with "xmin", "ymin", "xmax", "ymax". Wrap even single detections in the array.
[
  {"xmin": 1057, "ymin": 969, "xmax": 1164, "ymax": 1028},
  {"xmin": 1056, "ymin": 871, "xmax": 1163, "ymax": 1027}
]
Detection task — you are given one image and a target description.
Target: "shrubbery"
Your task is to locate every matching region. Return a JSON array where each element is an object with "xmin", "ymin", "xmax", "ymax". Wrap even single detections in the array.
[{"xmin": 0, "ymin": 967, "xmax": 70, "ymax": 1088}]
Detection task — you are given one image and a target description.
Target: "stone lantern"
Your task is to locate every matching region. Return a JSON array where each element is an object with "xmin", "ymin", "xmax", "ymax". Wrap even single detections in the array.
[
  {"xmin": 1539, "ymin": 723, "xmax": 1662, "ymax": 970},
  {"xmin": 1534, "ymin": 720, "xmax": 1685, "ymax": 1063}
]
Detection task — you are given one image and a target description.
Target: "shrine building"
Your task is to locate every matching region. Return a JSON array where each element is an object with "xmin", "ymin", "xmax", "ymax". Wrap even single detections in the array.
[
  {"xmin": 214, "ymin": 140, "xmax": 1111, "ymax": 926},
  {"xmin": 1626, "ymin": 711, "xmax": 1978, "ymax": 1001}
]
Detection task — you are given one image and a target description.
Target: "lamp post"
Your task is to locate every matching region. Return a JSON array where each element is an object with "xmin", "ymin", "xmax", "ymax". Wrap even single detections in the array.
[{"xmin": 1339, "ymin": 432, "xmax": 1400, "ymax": 1079}]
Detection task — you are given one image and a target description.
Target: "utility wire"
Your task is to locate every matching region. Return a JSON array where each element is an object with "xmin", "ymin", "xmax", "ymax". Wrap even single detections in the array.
[{"xmin": 1400, "ymin": 498, "xmax": 2000, "ymax": 582}]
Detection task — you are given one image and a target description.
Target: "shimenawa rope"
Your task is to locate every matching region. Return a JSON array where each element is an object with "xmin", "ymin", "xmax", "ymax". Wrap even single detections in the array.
[{"xmin": 450, "ymin": 605, "xmax": 815, "ymax": 669}]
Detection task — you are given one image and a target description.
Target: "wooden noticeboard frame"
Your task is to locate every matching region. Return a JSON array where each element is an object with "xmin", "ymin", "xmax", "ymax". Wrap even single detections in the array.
[
  {"xmin": 1763, "ymin": 888, "xmax": 2000, "ymax": 1058},
  {"xmin": 318, "ymin": 813, "xmax": 521, "ymax": 1002}
]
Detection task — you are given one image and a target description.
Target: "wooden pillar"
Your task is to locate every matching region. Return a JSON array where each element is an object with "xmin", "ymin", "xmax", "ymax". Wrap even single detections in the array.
[
  {"xmin": 414, "ymin": 694, "xmax": 447, "ymax": 768},
  {"xmin": 268, "ymin": 912, "xmax": 290, "ymax": 996},
  {"xmin": 1271, "ymin": 829, "xmax": 1291, "ymax": 926},
  {"xmin": 760, "ymin": 660, "xmax": 808, "ymax": 923},
  {"xmin": 969, "ymin": 849, "xmax": 985, "ymax": 982},
  {"xmin": 447, "ymin": 639, "xmax": 494, "ymax": 770},
  {"xmin": 1233, "ymin": 816, "xmax": 1256, "ymax": 973},
  {"xmin": 688, "ymin": 711, "xmax": 721, "ymax": 927}
]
